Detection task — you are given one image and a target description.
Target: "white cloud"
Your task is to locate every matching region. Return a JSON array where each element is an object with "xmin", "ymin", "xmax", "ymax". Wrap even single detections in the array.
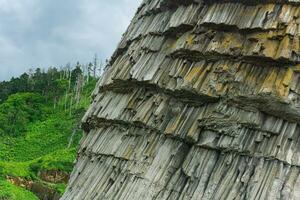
[{"xmin": 0, "ymin": 0, "xmax": 141, "ymax": 81}]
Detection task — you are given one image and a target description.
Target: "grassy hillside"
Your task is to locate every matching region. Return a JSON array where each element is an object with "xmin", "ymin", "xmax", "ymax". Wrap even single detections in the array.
[
  {"xmin": 0, "ymin": 68, "xmax": 97, "ymax": 199},
  {"xmin": 0, "ymin": 180, "xmax": 39, "ymax": 200}
]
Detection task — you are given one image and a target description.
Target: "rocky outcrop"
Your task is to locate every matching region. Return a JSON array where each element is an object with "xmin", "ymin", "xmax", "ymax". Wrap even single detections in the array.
[
  {"xmin": 61, "ymin": 0, "xmax": 300, "ymax": 199},
  {"xmin": 38, "ymin": 170, "xmax": 69, "ymax": 184},
  {"xmin": 7, "ymin": 176, "xmax": 61, "ymax": 200}
]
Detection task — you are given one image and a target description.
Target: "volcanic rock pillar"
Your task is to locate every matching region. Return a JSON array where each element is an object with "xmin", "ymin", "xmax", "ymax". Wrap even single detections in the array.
[{"xmin": 62, "ymin": 0, "xmax": 300, "ymax": 199}]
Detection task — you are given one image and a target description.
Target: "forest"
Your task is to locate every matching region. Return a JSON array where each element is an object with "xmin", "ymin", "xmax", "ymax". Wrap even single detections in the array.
[{"xmin": 0, "ymin": 60, "xmax": 102, "ymax": 199}]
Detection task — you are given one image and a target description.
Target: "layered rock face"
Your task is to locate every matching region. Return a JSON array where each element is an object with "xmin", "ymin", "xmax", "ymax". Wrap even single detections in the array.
[{"xmin": 61, "ymin": 0, "xmax": 300, "ymax": 199}]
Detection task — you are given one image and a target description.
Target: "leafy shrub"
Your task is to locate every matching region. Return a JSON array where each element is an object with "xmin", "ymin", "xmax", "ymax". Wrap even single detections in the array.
[{"xmin": 0, "ymin": 93, "xmax": 45, "ymax": 136}]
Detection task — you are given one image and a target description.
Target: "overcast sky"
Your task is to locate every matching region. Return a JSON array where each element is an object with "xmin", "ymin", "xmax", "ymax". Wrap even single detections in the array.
[{"xmin": 0, "ymin": 0, "xmax": 141, "ymax": 81}]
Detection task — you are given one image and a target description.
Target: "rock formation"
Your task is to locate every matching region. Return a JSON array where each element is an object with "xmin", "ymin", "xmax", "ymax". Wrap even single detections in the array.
[{"xmin": 61, "ymin": 0, "xmax": 300, "ymax": 199}]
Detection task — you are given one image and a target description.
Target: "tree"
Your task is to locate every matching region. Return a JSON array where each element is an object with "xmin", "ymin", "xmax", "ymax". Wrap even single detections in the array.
[
  {"xmin": 93, "ymin": 54, "xmax": 98, "ymax": 78},
  {"xmin": 71, "ymin": 63, "xmax": 83, "ymax": 84},
  {"xmin": 0, "ymin": 93, "xmax": 45, "ymax": 136}
]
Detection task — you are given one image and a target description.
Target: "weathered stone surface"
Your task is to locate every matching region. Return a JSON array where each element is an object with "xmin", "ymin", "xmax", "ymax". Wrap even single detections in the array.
[{"xmin": 61, "ymin": 0, "xmax": 300, "ymax": 199}]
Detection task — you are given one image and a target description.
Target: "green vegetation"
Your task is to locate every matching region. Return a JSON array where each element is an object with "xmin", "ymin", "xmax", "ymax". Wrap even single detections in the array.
[
  {"xmin": 0, "ymin": 179, "xmax": 39, "ymax": 200},
  {"xmin": 0, "ymin": 93, "xmax": 45, "ymax": 136},
  {"xmin": 0, "ymin": 64, "xmax": 100, "ymax": 199}
]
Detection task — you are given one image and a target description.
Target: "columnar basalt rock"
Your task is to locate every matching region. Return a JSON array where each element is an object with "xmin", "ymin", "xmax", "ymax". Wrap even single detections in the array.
[{"xmin": 61, "ymin": 0, "xmax": 300, "ymax": 199}]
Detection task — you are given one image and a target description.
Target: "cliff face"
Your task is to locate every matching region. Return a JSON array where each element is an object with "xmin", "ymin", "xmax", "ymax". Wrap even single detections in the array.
[{"xmin": 61, "ymin": 0, "xmax": 300, "ymax": 199}]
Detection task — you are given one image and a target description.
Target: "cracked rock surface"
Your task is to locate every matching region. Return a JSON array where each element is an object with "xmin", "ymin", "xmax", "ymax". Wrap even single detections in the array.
[{"xmin": 61, "ymin": 0, "xmax": 300, "ymax": 199}]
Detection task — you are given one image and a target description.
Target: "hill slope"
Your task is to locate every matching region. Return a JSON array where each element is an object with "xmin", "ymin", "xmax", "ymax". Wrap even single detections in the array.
[{"xmin": 0, "ymin": 67, "xmax": 98, "ymax": 199}]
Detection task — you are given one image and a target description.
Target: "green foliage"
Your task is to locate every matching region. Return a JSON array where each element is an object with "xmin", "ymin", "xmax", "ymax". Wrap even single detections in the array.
[
  {"xmin": 55, "ymin": 79, "xmax": 69, "ymax": 93},
  {"xmin": 0, "ymin": 106, "xmax": 83, "ymax": 198},
  {"xmin": 71, "ymin": 64, "xmax": 83, "ymax": 84},
  {"xmin": 53, "ymin": 183, "xmax": 67, "ymax": 195},
  {"xmin": 0, "ymin": 161, "xmax": 32, "ymax": 178},
  {"xmin": 0, "ymin": 66, "xmax": 88, "ymax": 103},
  {"xmin": 0, "ymin": 65, "xmax": 98, "ymax": 199},
  {"xmin": 29, "ymin": 148, "xmax": 77, "ymax": 175},
  {"xmin": 0, "ymin": 93, "xmax": 45, "ymax": 136},
  {"xmin": 7, "ymin": 113, "xmax": 80, "ymax": 161},
  {"xmin": 0, "ymin": 179, "xmax": 38, "ymax": 200}
]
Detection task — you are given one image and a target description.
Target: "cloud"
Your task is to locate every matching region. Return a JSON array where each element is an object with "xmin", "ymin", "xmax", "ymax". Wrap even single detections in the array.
[{"xmin": 0, "ymin": 0, "xmax": 141, "ymax": 81}]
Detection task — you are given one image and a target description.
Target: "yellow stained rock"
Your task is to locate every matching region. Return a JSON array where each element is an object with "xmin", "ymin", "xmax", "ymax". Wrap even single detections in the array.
[
  {"xmin": 184, "ymin": 65, "xmax": 203, "ymax": 84},
  {"xmin": 294, "ymin": 64, "xmax": 300, "ymax": 73},
  {"xmin": 186, "ymin": 34, "xmax": 195, "ymax": 46},
  {"xmin": 259, "ymin": 68, "xmax": 278, "ymax": 94},
  {"xmin": 275, "ymin": 36, "xmax": 291, "ymax": 59},
  {"xmin": 275, "ymin": 69, "xmax": 288, "ymax": 97},
  {"xmin": 262, "ymin": 39, "xmax": 279, "ymax": 58},
  {"xmin": 282, "ymin": 68, "xmax": 294, "ymax": 87}
]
